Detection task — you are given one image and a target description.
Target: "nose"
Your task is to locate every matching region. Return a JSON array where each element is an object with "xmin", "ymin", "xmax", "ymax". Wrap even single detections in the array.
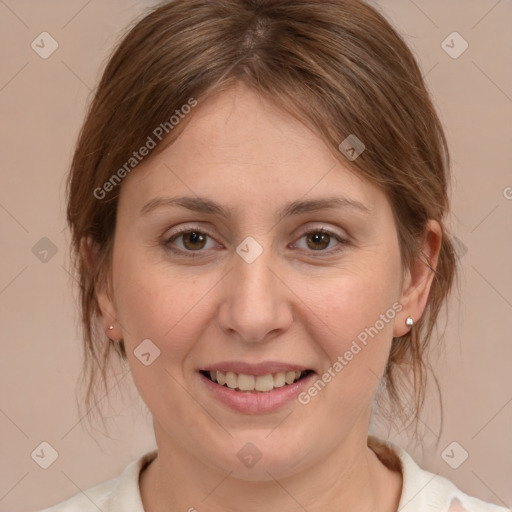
[{"xmin": 217, "ymin": 244, "xmax": 293, "ymax": 343}]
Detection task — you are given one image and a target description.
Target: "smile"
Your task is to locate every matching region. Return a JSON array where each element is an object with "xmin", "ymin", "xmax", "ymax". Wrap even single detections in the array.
[
  {"xmin": 198, "ymin": 363, "xmax": 316, "ymax": 414},
  {"xmin": 201, "ymin": 369, "xmax": 312, "ymax": 392}
]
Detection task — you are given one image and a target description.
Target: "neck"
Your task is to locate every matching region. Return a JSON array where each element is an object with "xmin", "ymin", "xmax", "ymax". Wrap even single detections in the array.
[{"xmin": 140, "ymin": 430, "xmax": 402, "ymax": 512}]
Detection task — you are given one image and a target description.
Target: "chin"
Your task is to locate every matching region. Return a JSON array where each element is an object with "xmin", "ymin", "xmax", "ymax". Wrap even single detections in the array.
[{"xmin": 206, "ymin": 434, "xmax": 311, "ymax": 481}]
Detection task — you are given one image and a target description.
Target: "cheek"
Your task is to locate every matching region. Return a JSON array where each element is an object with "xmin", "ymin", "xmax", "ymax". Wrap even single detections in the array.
[
  {"xmin": 111, "ymin": 252, "xmax": 215, "ymax": 422},
  {"xmin": 295, "ymin": 250, "xmax": 402, "ymax": 397},
  {"xmin": 308, "ymin": 256, "xmax": 401, "ymax": 341},
  {"xmin": 112, "ymin": 248, "xmax": 217, "ymax": 361}
]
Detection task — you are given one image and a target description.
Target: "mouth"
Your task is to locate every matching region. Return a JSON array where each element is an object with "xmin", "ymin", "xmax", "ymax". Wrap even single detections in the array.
[
  {"xmin": 197, "ymin": 361, "xmax": 317, "ymax": 413},
  {"xmin": 200, "ymin": 369, "xmax": 314, "ymax": 393}
]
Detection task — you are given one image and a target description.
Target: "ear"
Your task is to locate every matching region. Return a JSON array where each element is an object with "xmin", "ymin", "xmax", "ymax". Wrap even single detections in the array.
[
  {"xmin": 80, "ymin": 236, "xmax": 123, "ymax": 340},
  {"xmin": 393, "ymin": 220, "xmax": 442, "ymax": 338}
]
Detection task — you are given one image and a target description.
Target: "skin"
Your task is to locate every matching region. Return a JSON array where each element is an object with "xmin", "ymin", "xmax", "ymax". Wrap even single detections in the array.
[{"xmin": 91, "ymin": 81, "xmax": 441, "ymax": 512}]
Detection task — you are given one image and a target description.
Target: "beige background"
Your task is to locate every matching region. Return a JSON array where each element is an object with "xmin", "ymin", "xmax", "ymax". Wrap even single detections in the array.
[{"xmin": 0, "ymin": 1, "xmax": 511, "ymax": 511}]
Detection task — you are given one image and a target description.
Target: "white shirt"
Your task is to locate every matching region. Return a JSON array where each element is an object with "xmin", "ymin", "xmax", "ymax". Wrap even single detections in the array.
[{"xmin": 37, "ymin": 437, "xmax": 509, "ymax": 512}]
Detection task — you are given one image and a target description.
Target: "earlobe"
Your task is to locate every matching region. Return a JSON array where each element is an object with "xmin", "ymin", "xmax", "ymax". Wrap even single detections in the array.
[
  {"xmin": 393, "ymin": 220, "xmax": 442, "ymax": 338},
  {"xmin": 80, "ymin": 236, "xmax": 122, "ymax": 340},
  {"xmin": 96, "ymin": 284, "xmax": 121, "ymax": 340}
]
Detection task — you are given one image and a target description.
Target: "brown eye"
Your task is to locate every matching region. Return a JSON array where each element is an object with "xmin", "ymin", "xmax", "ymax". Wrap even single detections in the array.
[
  {"xmin": 305, "ymin": 231, "xmax": 331, "ymax": 251},
  {"xmin": 293, "ymin": 228, "xmax": 349, "ymax": 255},
  {"xmin": 164, "ymin": 227, "xmax": 218, "ymax": 256},
  {"xmin": 180, "ymin": 231, "xmax": 207, "ymax": 250}
]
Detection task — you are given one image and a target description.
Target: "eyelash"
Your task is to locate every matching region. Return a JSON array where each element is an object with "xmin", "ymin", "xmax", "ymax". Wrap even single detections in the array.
[{"xmin": 162, "ymin": 225, "xmax": 349, "ymax": 258}]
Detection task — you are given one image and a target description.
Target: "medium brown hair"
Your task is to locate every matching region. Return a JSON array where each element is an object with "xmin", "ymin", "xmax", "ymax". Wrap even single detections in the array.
[{"xmin": 67, "ymin": 0, "xmax": 457, "ymax": 440}]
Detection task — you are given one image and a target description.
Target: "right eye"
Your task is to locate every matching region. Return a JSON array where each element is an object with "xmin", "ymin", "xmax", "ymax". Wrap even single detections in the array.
[{"xmin": 163, "ymin": 226, "xmax": 220, "ymax": 257}]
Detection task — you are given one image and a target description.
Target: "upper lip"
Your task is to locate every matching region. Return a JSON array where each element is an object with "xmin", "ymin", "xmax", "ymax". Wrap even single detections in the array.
[{"xmin": 200, "ymin": 361, "xmax": 312, "ymax": 376}]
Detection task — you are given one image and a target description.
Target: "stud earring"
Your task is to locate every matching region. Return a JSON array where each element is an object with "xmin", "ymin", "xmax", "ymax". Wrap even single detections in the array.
[
  {"xmin": 405, "ymin": 316, "xmax": 414, "ymax": 327},
  {"xmin": 108, "ymin": 325, "xmax": 114, "ymax": 330}
]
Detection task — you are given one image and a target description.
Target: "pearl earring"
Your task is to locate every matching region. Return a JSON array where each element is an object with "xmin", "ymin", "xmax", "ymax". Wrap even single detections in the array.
[
  {"xmin": 108, "ymin": 325, "xmax": 114, "ymax": 330},
  {"xmin": 405, "ymin": 316, "xmax": 414, "ymax": 327}
]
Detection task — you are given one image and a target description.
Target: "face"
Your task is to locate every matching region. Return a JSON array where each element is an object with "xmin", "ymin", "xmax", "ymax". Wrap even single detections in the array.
[{"xmin": 97, "ymin": 82, "xmax": 431, "ymax": 480}]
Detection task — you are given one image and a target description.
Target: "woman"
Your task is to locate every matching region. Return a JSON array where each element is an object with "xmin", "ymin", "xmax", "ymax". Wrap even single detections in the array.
[{"xmin": 38, "ymin": 0, "xmax": 508, "ymax": 510}]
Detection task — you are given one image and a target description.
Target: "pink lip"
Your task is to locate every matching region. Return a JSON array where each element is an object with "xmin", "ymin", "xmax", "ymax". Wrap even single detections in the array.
[
  {"xmin": 198, "ymin": 370, "xmax": 316, "ymax": 414},
  {"xmin": 200, "ymin": 360, "xmax": 311, "ymax": 376}
]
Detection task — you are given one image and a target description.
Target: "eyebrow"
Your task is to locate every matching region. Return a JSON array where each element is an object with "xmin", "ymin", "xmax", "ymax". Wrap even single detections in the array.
[{"xmin": 139, "ymin": 195, "xmax": 371, "ymax": 221}]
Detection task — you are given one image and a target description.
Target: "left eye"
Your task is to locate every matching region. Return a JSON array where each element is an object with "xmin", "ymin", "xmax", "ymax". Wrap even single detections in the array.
[{"xmin": 292, "ymin": 229, "xmax": 347, "ymax": 253}]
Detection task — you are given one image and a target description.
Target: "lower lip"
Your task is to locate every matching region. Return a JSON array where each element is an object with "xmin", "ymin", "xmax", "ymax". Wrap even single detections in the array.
[{"xmin": 199, "ymin": 372, "xmax": 316, "ymax": 414}]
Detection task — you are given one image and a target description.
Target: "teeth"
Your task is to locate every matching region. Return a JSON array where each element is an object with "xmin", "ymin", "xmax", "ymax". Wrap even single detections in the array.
[
  {"xmin": 238, "ymin": 374, "xmax": 255, "ymax": 391},
  {"xmin": 273, "ymin": 372, "xmax": 286, "ymax": 388},
  {"xmin": 205, "ymin": 369, "xmax": 306, "ymax": 391},
  {"xmin": 225, "ymin": 372, "xmax": 237, "ymax": 389},
  {"xmin": 285, "ymin": 371, "xmax": 296, "ymax": 385},
  {"xmin": 255, "ymin": 374, "xmax": 274, "ymax": 392}
]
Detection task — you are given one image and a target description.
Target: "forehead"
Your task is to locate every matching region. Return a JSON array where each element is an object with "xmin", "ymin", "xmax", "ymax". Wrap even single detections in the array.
[{"xmin": 120, "ymin": 82, "xmax": 385, "ymax": 217}]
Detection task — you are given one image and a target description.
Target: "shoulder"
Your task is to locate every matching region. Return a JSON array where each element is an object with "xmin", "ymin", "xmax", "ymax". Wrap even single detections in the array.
[
  {"xmin": 368, "ymin": 436, "xmax": 509, "ymax": 512},
  {"xmin": 34, "ymin": 450, "xmax": 158, "ymax": 512},
  {"xmin": 36, "ymin": 477, "xmax": 116, "ymax": 512}
]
